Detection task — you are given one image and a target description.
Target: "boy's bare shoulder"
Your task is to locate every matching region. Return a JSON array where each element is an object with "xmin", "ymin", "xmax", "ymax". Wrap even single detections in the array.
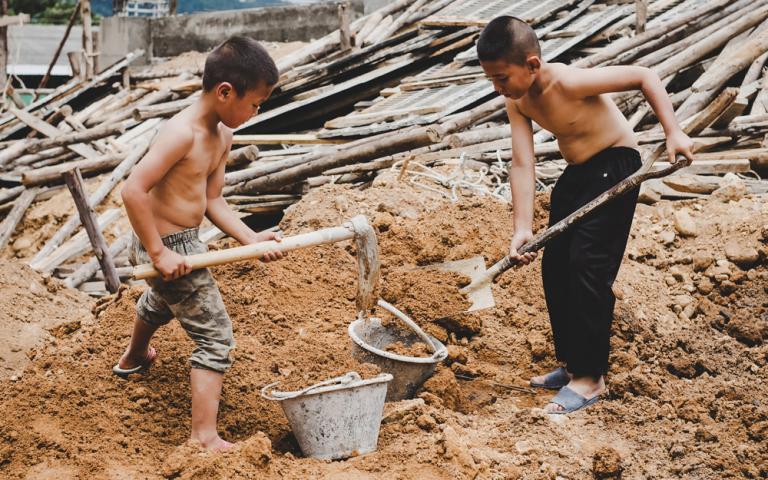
[{"xmin": 158, "ymin": 113, "xmax": 196, "ymax": 150}]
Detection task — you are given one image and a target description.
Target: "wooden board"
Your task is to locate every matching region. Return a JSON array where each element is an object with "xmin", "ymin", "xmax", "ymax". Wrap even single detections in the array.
[
  {"xmin": 420, "ymin": 0, "xmax": 578, "ymax": 27},
  {"xmin": 317, "ymin": 80, "xmax": 494, "ymax": 138}
]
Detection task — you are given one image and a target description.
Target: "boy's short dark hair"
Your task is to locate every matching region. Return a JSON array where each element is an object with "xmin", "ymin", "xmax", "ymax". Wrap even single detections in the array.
[
  {"xmin": 202, "ymin": 36, "xmax": 279, "ymax": 95},
  {"xmin": 477, "ymin": 16, "xmax": 541, "ymax": 65}
]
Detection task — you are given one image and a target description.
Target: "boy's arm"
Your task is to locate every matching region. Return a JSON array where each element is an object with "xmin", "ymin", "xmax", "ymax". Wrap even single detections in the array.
[
  {"xmin": 205, "ymin": 132, "xmax": 283, "ymax": 262},
  {"xmin": 121, "ymin": 122, "xmax": 193, "ymax": 280},
  {"xmin": 560, "ymin": 65, "xmax": 694, "ymax": 163},
  {"xmin": 507, "ymin": 99, "xmax": 537, "ymax": 264}
]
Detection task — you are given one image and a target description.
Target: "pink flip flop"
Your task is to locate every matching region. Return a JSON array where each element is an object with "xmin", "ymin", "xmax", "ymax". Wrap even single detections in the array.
[{"xmin": 112, "ymin": 346, "xmax": 157, "ymax": 379}]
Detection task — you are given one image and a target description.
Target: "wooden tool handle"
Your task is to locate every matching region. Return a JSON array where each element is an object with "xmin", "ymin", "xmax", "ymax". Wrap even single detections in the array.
[
  {"xmin": 132, "ymin": 225, "xmax": 355, "ymax": 280},
  {"xmin": 479, "ymin": 155, "xmax": 692, "ymax": 286}
]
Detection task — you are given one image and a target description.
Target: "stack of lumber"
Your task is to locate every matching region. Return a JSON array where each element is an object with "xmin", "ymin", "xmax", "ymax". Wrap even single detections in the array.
[{"xmin": 1, "ymin": 0, "xmax": 767, "ymax": 296}]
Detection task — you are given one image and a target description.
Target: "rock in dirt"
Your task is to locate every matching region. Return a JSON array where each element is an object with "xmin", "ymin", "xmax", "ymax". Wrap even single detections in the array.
[
  {"xmin": 663, "ymin": 173, "xmax": 721, "ymax": 194},
  {"xmin": 420, "ymin": 368, "xmax": 471, "ymax": 413},
  {"xmin": 592, "ymin": 446, "xmax": 623, "ymax": 479},
  {"xmin": 638, "ymin": 183, "xmax": 661, "ymax": 204},
  {"xmin": 712, "ymin": 173, "xmax": 748, "ymax": 202},
  {"xmin": 382, "ymin": 398, "xmax": 425, "ymax": 425},
  {"xmin": 673, "ymin": 209, "xmax": 698, "ymax": 237},
  {"xmin": 445, "ymin": 345, "xmax": 468, "ymax": 365},
  {"xmin": 693, "ymin": 252, "xmax": 714, "ymax": 272},
  {"xmin": 726, "ymin": 314, "xmax": 766, "ymax": 346},
  {"xmin": 659, "ymin": 230, "xmax": 676, "ymax": 245},
  {"xmin": 438, "ymin": 425, "xmax": 480, "ymax": 478},
  {"xmin": 724, "ymin": 240, "xmax": 760, "ymax": 268}
]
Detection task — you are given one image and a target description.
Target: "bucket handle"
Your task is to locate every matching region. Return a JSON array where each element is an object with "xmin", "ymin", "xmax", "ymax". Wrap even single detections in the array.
[
  {"xmin": 260, "ymin": 371, "xmax": 362, "ymax": 401},
  {"xmin": 377, "ymin": 298, "xmax": 438, "ymax": 355}
]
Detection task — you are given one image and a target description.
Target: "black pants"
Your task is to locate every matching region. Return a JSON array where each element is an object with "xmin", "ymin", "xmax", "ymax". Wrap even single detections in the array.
[{"xmin": 541, "ymin": 146, "xmax": 641, "ymax": 377}]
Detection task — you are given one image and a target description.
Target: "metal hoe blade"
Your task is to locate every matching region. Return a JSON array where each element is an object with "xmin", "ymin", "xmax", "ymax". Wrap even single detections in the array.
[{"xmin": 432, "ymin": 256, "xmax": 495, "ymax": 312}]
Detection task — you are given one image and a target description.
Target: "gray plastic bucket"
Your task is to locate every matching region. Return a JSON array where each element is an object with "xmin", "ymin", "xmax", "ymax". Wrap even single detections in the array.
[
  {"xmin": 261, "ymin": 372, "xmax": 392, "ymax": 460},
  {"xmin": 348, "ymin": 317, "xmax": 447, "ymax": 402}
]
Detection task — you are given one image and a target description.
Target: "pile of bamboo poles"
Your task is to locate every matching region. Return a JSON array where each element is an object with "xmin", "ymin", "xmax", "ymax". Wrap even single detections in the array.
[{"xmin": 0, "ymin": 0, "xmax": 767, "ymax": 296}]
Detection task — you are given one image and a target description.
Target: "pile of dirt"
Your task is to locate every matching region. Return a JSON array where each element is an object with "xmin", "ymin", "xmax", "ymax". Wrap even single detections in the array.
[
  {"xmin": 0, "ymin": 177, "xmax": 766, "ymax": 479},
  {"xmin": 0, "ymin": 260, "xmax": 92, "ymax": 380},
  {"xmin": 384, "ymin": 341, "xmax": 431, "ymax": 357}
]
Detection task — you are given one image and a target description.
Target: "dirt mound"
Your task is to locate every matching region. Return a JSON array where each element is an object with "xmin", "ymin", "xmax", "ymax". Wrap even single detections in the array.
[
  {"xmin": 0, "ymin": 260, "xmax": 92, "ymax": 379},
  {"xmin": 0, "ymin": 179, "xmax": 766, "ymax": 479}
]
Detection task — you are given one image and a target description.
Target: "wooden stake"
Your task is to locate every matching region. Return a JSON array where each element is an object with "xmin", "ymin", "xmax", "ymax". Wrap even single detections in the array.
[
  {"xmin": 63, "ymin": 167, "xmax": 120, "ymax": 293},
  {"xmin": 0, "ymin": 0, "xmax": 8, "ymax": 90},
  {"xmin": 635, "ymin": 0, "xmax": 647, "ymax": 34},
  {"xmin": 80, "ymin": 0, "xmax": 95, "ymax": 79},
  {"xmin": 338, "ymin": 2, "xmax": 352, "ymax": 51}
]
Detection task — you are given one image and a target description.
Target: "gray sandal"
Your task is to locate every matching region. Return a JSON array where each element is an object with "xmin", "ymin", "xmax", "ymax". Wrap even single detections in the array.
[
  {"xmin": 530, "ymin": 367, "xmax": 570, "ymax": 390},
  {"xmin": 547, "ymin": 386, "xmax": 601, "ymax": 414}
]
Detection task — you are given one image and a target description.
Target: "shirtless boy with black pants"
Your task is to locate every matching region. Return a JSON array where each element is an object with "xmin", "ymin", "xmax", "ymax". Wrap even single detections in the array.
[{"xmin": 477, "ymin": 17, "xmax": 695, "ymax": 413}]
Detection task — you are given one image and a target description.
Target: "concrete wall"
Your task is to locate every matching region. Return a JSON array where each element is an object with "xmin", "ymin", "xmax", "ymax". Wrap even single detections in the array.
[
  {"xmin": 363, "ymin": 0, "xmax": 394, "ymax": 14},
  {"xmin": 100, "ymin": 2, "xmax": 364, "ymax": 68},
  {"xmin": 99, "ymin": 17, "xmax": 152, "ymax": 70}
]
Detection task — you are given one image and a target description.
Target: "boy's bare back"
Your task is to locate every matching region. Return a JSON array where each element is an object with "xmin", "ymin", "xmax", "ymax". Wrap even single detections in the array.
[
  {"xmin": 148, "ymin": 108, "xmax": 231, "ymax": 236},
  {"xmin": 510, "ymin": 62, "xmax": 637, "ymax": 165}
]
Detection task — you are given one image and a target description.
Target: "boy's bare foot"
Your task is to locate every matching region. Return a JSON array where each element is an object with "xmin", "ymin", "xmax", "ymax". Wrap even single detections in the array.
[
  {"xmin": 544, "ymin": 375, "xmax": 606, "ymax": 413},
  {"xmin": 118, "ymin": 345, "xmax": 157, "ymax": 370},
  {"xmin": 195, "ymin": 435, "xmax": 234, "ymax": 452}
]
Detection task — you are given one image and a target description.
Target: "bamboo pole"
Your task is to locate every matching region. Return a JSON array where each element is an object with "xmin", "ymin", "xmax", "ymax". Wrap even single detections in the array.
[
  {"xmin": 676, "ymin": 27, "xmax": 768, "ymax": 120},
  {"xmin": 0, "ymin": 187, "xmax": 38, "ymax": 252},
  {"xmin": 21, "ymin": 152, "xmax": 127, "ymax": 186},
  {"xmin": 64, "ymin": 167, "xmax": 119, "ymax": 293},
  {"xmin": 29, "ymin": 137, "xmax": 152, "ymax": 270}
]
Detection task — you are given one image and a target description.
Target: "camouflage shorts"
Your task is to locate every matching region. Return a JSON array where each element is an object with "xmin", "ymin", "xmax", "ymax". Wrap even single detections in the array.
[{"xmin": 129, "ymin": 228, "xmax": 234, "ymax": 373}]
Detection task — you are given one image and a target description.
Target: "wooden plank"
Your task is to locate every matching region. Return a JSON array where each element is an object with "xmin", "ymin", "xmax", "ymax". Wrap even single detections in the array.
[
  {"xmin": 9, "ymin": 106, "xmax": 100, "ymax": 160},
  {"xmin": 649, "ymin": 159, "xmax": 751, "ymax": 175},
  {"xmin": 420, "ymin": 0, "xmax": 577, "ymax": 27},
  {"xmin": 63, "ymin": 168, "xmax": 120, "ymax": 293}
]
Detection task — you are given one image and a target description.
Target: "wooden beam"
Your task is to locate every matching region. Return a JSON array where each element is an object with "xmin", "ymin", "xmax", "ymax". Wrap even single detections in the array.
[
  {"xmin": 63, "ymin": 168, "xmax": 120, "ymax": 293},
  {"xmin": 9, "ymin": 106, "xmax": 101, "ymax": 160}
]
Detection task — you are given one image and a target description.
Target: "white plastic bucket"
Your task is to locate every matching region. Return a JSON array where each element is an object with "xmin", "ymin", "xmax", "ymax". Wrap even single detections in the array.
[{"xmin": 261, "ymin": 372, "xmax": 392, "ymax": 460}]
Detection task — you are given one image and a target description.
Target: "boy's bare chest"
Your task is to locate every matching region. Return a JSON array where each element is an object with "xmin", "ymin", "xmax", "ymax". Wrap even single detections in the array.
[
  {"xmin": 519, "ymin": 91, "xmax": 597, "ymax": 136},
  {"xmin": 179, "ymin": 136, "xmax": 227, "ymax": 178}
]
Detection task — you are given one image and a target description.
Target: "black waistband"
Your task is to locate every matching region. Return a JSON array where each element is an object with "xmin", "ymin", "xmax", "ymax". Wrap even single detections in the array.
[{"xmin": 567, "ymin": 146, "xmax": 641, "ymax": 171}]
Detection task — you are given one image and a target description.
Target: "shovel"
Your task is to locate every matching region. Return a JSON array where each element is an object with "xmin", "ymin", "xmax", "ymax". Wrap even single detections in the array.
[
  {"xmin": 433, "ymin": 154, "xmax": 693, "ymax": 312},
  {"xmin": 132, "ymin": 216, "xmax": 371, "ymax": 280}
]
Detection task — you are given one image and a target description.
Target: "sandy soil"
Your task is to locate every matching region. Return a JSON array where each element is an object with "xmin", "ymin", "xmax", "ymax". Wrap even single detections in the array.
[{"xmin": 0, "ymin": 175, "xmax": 766, "ymax": 479}]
